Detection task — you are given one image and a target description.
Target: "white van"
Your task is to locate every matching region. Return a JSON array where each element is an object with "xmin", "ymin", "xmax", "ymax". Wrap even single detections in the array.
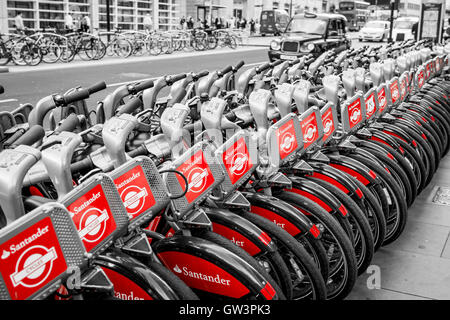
[{"xmin": 392, "ymin": 16, "xmax": 419, "ymax": 41}]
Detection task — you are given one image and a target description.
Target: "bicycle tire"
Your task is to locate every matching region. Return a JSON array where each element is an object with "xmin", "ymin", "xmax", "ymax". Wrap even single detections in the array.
[
  {"xmin": 236, "ymin": 211, "xmax": 327, "ymax": 300},
  {"xmin": 273, "ymin": 191, "xmax": 357, "ymax": 300}
]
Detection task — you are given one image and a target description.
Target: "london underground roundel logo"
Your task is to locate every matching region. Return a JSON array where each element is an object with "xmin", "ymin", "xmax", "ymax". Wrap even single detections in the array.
[
  {"xmin": 11, "ymin": 245, "xmax": 57, "ymax": 288},
  {"xmin": 280, "ymin": 132, "xmax": 295, "ymax": 153},
  {"xmin": 230, "ymin": 152, "xmax": 248, "ymax": 176},
  {"xmin": 188, "ymin": 167, "xmax": 209, "ymax": 194},
  {"xmin": 78, "ymin": 208, "xmax": 109, "ymax": 243},
  {"xmin": 120, "ymin": 185, "xmax": 148, "ymax": 217},
  {"xmin": 304, "ymin": 124, "xmax": 317, "ymax": 143},
  {"xmin": 324, "ymin": 119, "xmax": 333, "ymax": 134},
  {"xmin": 350, "ymin": 108, "xmax": 361, "ymax": 124}
]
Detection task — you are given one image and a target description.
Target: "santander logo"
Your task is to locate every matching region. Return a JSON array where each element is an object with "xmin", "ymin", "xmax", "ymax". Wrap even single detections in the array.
[{"xmin": 174, "ymin": 265, "xmax": 232, "ymax": 286}]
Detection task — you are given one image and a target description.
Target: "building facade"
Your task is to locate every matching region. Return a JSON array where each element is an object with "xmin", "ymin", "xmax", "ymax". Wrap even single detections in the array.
[
  {"xmin": 179, "ymin": 0, "xmax": 326, "ymax": 24},
  {"xmin": 0, "ymin": 0, "xmax": 182, "ymax": 33}
]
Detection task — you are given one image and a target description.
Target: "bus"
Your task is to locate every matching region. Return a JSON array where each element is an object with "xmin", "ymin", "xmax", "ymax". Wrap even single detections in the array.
[
  {"xmin": 260, "ymin": 9, "xmax": 290, "ymax": 36},
  {"xmin": 338, "ymin": 0, "xmax": 370, "ymax": 31}
]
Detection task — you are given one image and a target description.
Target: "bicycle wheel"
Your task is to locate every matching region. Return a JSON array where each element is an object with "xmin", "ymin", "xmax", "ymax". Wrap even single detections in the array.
[
  {"xmin": 41, "ymin": 40, "xmax": 61, "ymax": 64},
  {"xmin": 22, "ymin": 43, "xmax": 42, "ymax": 66},
  {"xmin": 274, "ymin": 190, "xmax": 357, "ymax": 300},
  {"xmin": 0, "ymin": 43, "xmax": 11, "ymax": 66},
  {"xmin": 238, "ymin": 210, "xmax": 327, "ymax": 300}
]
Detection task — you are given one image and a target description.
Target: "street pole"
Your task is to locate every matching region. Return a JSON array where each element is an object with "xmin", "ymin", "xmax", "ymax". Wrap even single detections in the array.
[
  {"xmin": 388, "ymin": 0, "xmax": 394, "ymax": 42},
  {"xmin": 289, "ymin": 0, "xmax": 293, "ymax": 18},
  {"xmin": 106, "ymin": 0, "xmax": 111, "ymax": 41}
]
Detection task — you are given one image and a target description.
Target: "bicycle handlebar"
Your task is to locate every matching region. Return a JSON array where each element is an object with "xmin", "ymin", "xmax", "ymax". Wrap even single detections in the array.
[
  {"xmin": 61, "ymin": 88, "xmax": 90, "ymax": 106},
  {"xmin": 270, "ymin": 60, "xmax": 284, "ymax": 67},
  {"xmin": 234, "ymin": 60, "xmax": 245, "ymax": 71},
  {"xmin": 54, "ymin": 113, "xmax": 80, "ymax": 133},
  {"xmin": 87, "ymin": 81, "xmax": 107, "ymax": 95},
  {"xmin": 193, "ymin": 70, "xmax": 209, "ymax": 80},
  {"xmin": 132, "ymin": 79, "xmax": 154, "ymax": 93},
  {"xmin": 116, "ymin": 97, "xmax": 142, "ymax": 115},
  {"xmin": 168, "ymin": 73, "xmax": 187, "ymax": 84},
  {"xmin": 11, "ymin": 125, "xmax": 45, "ymax": 147},
  {"xmin": 218, "ymin": 65, "xmax": 233, "ymax": 77},
  {"xmin": 256, "ymin": 62, "xmax": 271, "ymax": 73}
]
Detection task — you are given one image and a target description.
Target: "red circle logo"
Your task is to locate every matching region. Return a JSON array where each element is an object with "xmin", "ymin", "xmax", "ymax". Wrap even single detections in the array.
[
  {"xmin": 120, "ymin": 185, "xmax": 147, "ymax": 217},
  {"xmin": 280, "ymin": 132, "xmax": 295, "ymax": 153},
  {"xmin": 11, "ymin": 245, "xmax": 56, "ymax": 288},
  {"xmin": 230, "ymin": 152, "xmax": 248, "ymax": 176},
  {"xmin": 78, "ymin": 208, "xmax": 109, "ymax": 243},
  {"xmin": 188, "ymin": 167, "xmax": 208, "ymax": 194}
]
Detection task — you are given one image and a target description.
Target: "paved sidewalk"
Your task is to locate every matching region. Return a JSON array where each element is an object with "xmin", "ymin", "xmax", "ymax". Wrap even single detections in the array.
[
  {"xmin": 346, "ymin": 152, "xmax": 450, "ymax": 300},
  {"xmin": 3, "ymin": 46, "xmax": 266, "ymax": 74}
]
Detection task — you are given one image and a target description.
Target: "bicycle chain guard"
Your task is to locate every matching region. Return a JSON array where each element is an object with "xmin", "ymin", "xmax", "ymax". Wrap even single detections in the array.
[
  {"xmin": 60, "ymin": 173, "xmax": 129, "ymax": 257},
  {"xmin": 109, "ymin": 156, "xmax": 170, "ymax": 233},
  {"xmin": 164, "ymin": 141, "xmax": 225, "ymax": 217},
  {"xmin": 0, "ymin": 202, "xmax": 87, "ymax": 300}
]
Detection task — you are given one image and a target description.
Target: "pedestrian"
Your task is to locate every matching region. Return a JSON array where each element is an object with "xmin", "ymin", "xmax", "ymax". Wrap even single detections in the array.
[
  {"xmin": 65, "ymin": 12, "xmax": 74, "ymax": 32},
  {"xmin": 242, "ymin": 18, "xmax": 247, "ymax": 30},
  {"xmin": 143, "ymin": 13, "xmax": 153, "ymax": 32},
  {"xmin": 80, "ymin": 15, "xmax": 90, "ymax": 33},
  {"xmin": 215, "ymin": 17, "xmax": 220, "ymax": 29},
  {"xmin": 187, "ymin": 17, "xmax": 194, "ymax": 29},
  {"xmin": 14, "ymin": 12, "xmax": 25, "ymax": 34},
  {"xmin": 194, "ymin": 18, "xmax": 202, "ymax": 29},
  {"xmin": 180, "ymin": 16, "xmax": 186, "ymax": 30},
  {"xmin": 412, "ymin": 21, "xmax": 418, "ymax": 41},
  {"xmin": 250, "ymin": 18, "xmax": 255, "ymax": 35}
]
